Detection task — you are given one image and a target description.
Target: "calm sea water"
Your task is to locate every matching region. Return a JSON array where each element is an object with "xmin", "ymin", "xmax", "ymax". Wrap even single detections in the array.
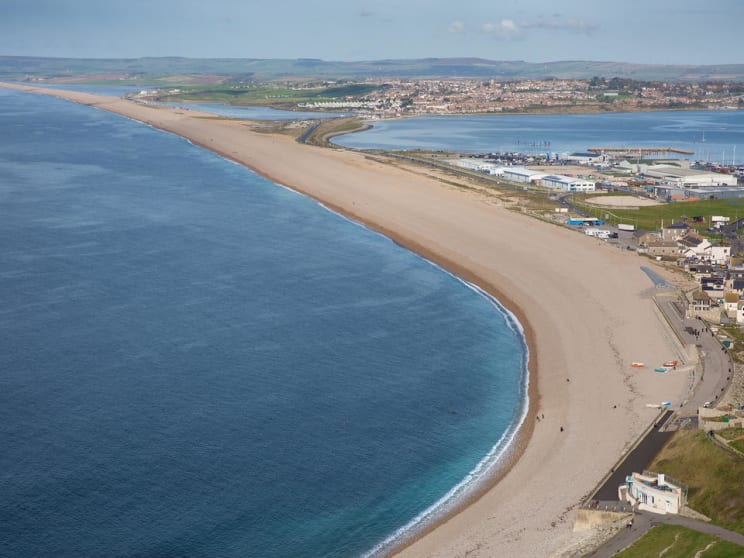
[
  {"xmin": 332, "ymin": 110, "xmax": 744, "ymax": 163},
  {"xmin": 0, "ymin": 88, "xmax": 527, "ymax": 557}
]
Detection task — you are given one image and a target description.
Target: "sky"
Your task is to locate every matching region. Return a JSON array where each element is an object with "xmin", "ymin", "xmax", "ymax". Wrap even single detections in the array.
[{"xmin": 1, "ymin": 0, "xmax": 743, "ymax": 65}]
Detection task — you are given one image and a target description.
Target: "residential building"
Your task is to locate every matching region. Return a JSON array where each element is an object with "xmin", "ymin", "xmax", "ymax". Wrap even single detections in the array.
[
  {"xmin": 678, "ymin": 234, "xmax": 711, "ymax": 259},
  {"xmin": 618, "ymin": 471, "xmax": 686, "ymax": 515},
  {"xmin": 701, "ymin": 276, "xmax": 725, "ymax": 299},
  {"xmin": 724, "ymin": 292, "xmax": 740, "ymax": 318},
  {"xmin": 708, "ymin": 245, "xmax": 732, "ymax": 266},
  {"xmin": 634, "ymin": 230, "xmax": 660, "ymax": 247},
  {"xmin": 662, "ymin": 221, "xmax": 692, "ymax": 241},
  {"xmin": 647, "ymin": 241, "xmax": 680, "ymax": 257},
  {"xmin": 731, "ymin": 279, "xmax": 744, "ymax": 295},
  {"xmin": 690, "ymin": 290, "xmax": 712, "ymax": 314}
]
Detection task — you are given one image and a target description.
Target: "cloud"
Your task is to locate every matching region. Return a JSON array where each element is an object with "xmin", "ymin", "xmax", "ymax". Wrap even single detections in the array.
[
  {"xmin": 448, "ymin": 19, "xmax": 465, "ymax": 33},
  {"xmin": 358, "ymin": 9, "xmax": 374, "ymax": 18},
  {"xmin": 478, "ymin": 16, "xmax": 598, "ymax": 40},
  {"xmin": 480, "ymin": 19, "xmax": 524, "ymax": 39},
  {"xmin": 523, "ymin": 17, "xmax": 598, "ymax": 35}
]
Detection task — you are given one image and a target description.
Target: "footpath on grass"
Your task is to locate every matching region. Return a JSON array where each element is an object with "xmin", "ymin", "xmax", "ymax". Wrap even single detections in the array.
[{"xmin": 584, "ymin": 512, "xmax": 744, "ymax": 557}]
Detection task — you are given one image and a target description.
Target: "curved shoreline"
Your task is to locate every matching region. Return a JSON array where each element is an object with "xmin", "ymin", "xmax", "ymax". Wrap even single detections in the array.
[
  {"xmin": 150, "ymin": 106, "xmax": 541, "ymax": 555},
  {"xmin": 1, "ymin": 82, "xmax": 690, "ymax": 558},
  {"xmin": 2, "ymin": 82, "xmax": 539, "ymax": 552}
]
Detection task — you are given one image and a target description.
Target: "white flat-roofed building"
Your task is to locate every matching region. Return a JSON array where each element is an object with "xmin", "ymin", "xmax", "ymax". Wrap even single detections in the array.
[
  {"xmin": 502, "ymin": 167, "xmax": 547, "ymax": 184},
  {"xmin": 452, "ymin": 159, "xmax": 506, "ymax": 175},
  {"xmin": 708, "ymin": 245, "xmax": 732, "ymax": 266},
  {"xmin": 644, "ymin": 166, "xmax": 738, "ymax": 186},
  {"xmin": 542, "ymin": 175, "xmax": 596, "ymax": 192},
  {"xmin": 619, "ymin": 471, "xmax": 686, "ymax": 515}
]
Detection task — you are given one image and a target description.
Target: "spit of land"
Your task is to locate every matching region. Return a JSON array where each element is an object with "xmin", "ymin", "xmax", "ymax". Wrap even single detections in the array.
[{"xmin": 0, "ymin": 83, "xmax": 690, "ymax": 557}]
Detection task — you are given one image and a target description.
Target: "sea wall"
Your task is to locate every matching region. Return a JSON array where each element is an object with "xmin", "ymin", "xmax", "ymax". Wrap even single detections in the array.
[{"xmin": 574, "ymin": 509, "xmax": 632, "ymax": 532}]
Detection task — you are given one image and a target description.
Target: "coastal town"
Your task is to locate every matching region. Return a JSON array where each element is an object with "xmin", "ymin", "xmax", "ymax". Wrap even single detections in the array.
[
  {"xmin": 295, "ymin": 77, "xmax": 744, "ymax": 115},
  {"xmin": 129, "ymin": 76, "xmax": 744, "ymax": 117}
]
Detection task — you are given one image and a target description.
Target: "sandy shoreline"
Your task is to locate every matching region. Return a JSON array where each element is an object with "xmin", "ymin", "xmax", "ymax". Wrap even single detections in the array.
[{"xmin": 1, "ymin": 83, "xmax": 690, "ymax": 557}]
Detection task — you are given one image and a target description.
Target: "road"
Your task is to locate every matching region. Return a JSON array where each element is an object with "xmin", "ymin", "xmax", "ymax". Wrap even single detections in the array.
[
  {"xmin": 653, "ymin": 292, "xmax": 734, "ymax": 414},
  {"xmin": 584, "ymin": 511, "xmax": 744, "ymax": 557}
]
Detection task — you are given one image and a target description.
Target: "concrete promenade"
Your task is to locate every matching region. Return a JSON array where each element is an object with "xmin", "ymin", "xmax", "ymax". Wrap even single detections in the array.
[
  {"xmin": 591, "ymin": 411, "xmax": 674, "ymax": 501},
  {"xmin": 653, "ymin": 291, "xmax": 734, "ymax": 414}
]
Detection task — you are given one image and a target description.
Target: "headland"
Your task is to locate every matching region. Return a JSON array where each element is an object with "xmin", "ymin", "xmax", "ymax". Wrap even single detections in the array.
[{"xmin": 0, "ymin": 82, "xmax": 690, "ymax": 557}]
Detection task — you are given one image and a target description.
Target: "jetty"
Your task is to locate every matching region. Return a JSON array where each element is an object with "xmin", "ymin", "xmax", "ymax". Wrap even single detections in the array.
[{"xmin": 588, "ymin": 147, "xmax": 695, "ymax": 157}]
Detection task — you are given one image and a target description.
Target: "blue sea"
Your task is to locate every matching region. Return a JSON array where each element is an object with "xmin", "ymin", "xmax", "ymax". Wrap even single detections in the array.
[
  {"xmin": 0, "ymin": 88, "xmax": 528, "ymax": 557},
  {"xmin": 332, "ymin": 110, "xmax": 744, "ymax": 163}
]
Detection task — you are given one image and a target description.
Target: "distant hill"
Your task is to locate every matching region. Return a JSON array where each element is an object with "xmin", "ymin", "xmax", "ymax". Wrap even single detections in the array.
[{"xmin": 2, "ymin": 56, "xmax": 744, "ymax": 82}]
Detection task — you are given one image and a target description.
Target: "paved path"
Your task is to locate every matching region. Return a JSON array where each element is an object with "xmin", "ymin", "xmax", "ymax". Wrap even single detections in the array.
[
  {"xmin": 592, "ymin": 411, "xmax": 674, "ymax": 501},
  {"xmin": 584, "ymin": 511, "xmax": 744, "ymax": 557},
  {"xmin": 654, "ymin": 292, "xmax": 733, "ymax": 414}
]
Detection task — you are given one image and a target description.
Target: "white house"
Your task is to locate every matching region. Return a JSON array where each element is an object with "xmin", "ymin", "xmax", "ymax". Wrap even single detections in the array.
[
  {"xmin": 724, "ymin": 292, "xmax": 740, "ymax": 318},
  {"xmin": 618, "ymin": 471, "xmax": 686, "ymax": 515},
  {"xmin": 541, "ymin": 175, "xmax": 596, "ymax": 192},
  {"xmin": 736, "ymin": 301, "xmax": 744, "ymax": 324},
  {"xmin": 678, "ymin": 234, "xmax": 711, "ymax": 258},
  {"xmin": 708, "ymin": 245, "xmax": 732, "ymax": 266}
]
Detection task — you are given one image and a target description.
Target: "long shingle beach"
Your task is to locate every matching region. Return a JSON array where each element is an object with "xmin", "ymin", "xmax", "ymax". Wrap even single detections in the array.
[{"xmin": 1, "ymin": 82, "xmax": 691, "ymax": 557}]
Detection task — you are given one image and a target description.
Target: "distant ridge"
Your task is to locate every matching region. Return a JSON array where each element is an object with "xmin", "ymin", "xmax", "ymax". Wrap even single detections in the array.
[{"xmin": 2, "ymin": 56, "xmax": 744, "ymax": 81}]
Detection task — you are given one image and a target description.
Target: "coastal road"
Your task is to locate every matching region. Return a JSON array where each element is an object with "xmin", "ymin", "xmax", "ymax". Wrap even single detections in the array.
[
  {"xmin": 654, "ymin": 292, "xmax": 734, "ymax": 413},
  {"xmin": 584, "ymin": 511, "xmax": 744, "ymax": 557}
]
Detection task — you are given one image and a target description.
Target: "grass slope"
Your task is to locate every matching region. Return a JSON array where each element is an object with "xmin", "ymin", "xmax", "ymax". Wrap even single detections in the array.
[
  {"xmin": 649, "ymin": 430, "xmax": 744, "ymax": 534},
  {"xmin": 615, "ymin": 524, "xmax": 744, "ymax": 558}
]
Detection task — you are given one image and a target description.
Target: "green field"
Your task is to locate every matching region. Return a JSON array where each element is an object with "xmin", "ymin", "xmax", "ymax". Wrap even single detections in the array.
[
  {"xmin": 649, "ymin": 430, "xmax": 744, "ymax": 535},
  {"xmin": 573, "ymin": 196, "xmax": 744, "ymax": 233},
  {"xmin": 614, "ymin": 524, "xmax": 744, "ymax": 558},
  {"xmin": 156, "ymin": 83, "xmax": 381, "ymax": 108}
]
